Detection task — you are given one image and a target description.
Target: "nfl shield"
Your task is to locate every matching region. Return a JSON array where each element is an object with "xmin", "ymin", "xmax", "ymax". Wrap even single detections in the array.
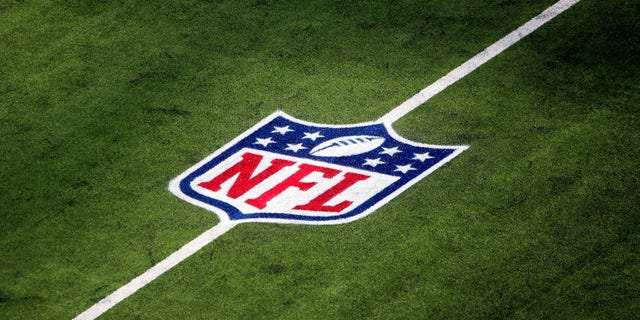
[{"xmin": 169, "ymin": 111, "xmax": 467, "ymax": 225}]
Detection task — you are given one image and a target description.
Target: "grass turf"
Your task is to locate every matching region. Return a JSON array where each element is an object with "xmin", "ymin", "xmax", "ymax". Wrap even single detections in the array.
[{"xmin": 1, "ymin": 0, "xmax": 639, "ymax": 319}]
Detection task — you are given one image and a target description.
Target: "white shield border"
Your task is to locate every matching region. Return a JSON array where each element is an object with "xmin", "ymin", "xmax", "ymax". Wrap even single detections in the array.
[{"xmin": 168, "ymin": 110, "xmax": 468, "ymax": 225}]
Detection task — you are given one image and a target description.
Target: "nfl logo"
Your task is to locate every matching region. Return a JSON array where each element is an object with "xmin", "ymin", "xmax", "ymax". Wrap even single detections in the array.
[{"xmin": 169, "ymin": 111, "xmax": 467, "ymax": 225}]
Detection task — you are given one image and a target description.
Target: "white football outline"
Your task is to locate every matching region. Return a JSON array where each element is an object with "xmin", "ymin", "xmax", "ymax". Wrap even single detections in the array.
[{"xmin": 309, "ymin": 135, "xmax": 385, "ymax": 157}]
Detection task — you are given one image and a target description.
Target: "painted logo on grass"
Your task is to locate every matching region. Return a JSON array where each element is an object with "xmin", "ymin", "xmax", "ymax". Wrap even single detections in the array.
[{"xmin": 169, "ymin": 111, "xmax": 466, "ymax": 225}]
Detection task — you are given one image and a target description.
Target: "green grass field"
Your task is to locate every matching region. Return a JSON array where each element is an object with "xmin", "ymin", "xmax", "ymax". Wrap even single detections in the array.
[{"xmin": 1, "ymin": 0, "xmax": 639, "ymax": 319}]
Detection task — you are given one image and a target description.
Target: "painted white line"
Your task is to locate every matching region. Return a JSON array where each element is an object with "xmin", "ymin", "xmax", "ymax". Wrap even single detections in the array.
[
  {"xmin": 73, "ymin": 221, "xmax": 236, "ymax": 320},
  {"xmin": 379, "ymin": 0, "xmax": 582, "ymax": 124},
  {"xmin": 73, "ymin": 0, "xmax": 581, "ymax": 318}
]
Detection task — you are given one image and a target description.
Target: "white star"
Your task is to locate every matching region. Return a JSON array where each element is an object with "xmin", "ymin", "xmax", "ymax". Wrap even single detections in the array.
[
  {"xmin": 363, "ymin": 158, "xmax": 386, "ymax": 167},
  {"xmin": 302, "ymin": 131, "xmax": 324, "ymax": 141},
  {"xmin": 394, "ymin": 164, "xmax": 416, "ymax": 174},
  {"xmin": 379, "ymin": 146, "xmax": 402, "ymax": 156},
  {"xmin": 254, "ymin": 137, "xmax": 276, "ymax": 147},
  {"xmin": 271, "ymin": 125, "xmax": 294, "ymax": 135},
  {"xmin": 413, "ymin": 152, "xmax": 434, "ymax": 162},
  {"xmin": 285, "ymin": 143, "xmax": 307, "ymax": 153}
]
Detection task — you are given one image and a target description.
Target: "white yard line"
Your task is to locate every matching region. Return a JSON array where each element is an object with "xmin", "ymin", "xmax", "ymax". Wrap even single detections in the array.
[
  {"xmin": 73, "ymin": 0, "xmax": 581, "ymax": 318},
  {"xmin": 73, "ymin": 221, "xmax": 237, "ymax": 320},
  {"xmin": 379, "ymin": 0, "xmax": 582, "ymax": 124}
]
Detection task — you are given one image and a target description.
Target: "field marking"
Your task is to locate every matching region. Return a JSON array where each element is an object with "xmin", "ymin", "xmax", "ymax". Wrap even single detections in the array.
[
  {"xmin": 73, "ymin": 0, "xmax": 581, "ymax": 318},
  {"xmin": 73, "ymin": 221, "xmax": 237, "ymax": 320},
  {"xmin": 380, "ymin": 0, "xmax": 582, "ymax": 124}
]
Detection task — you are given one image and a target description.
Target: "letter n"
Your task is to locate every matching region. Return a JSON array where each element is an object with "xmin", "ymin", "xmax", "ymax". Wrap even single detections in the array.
[{"xmin": 198, "ymin": 152, "xmax": 295, "ymax": 199}]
